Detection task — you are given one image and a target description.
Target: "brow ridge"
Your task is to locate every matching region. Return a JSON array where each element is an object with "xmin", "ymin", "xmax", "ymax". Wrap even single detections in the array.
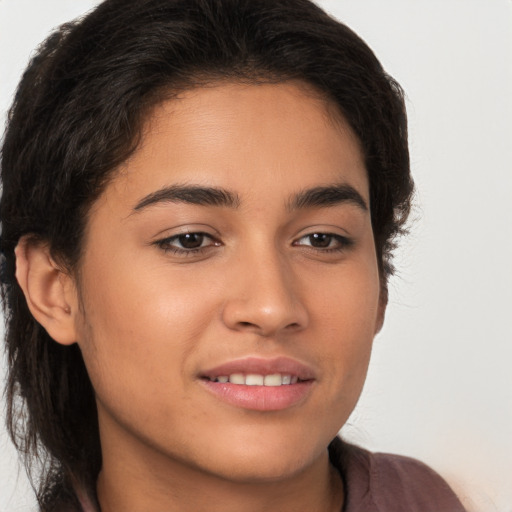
[
  {"xmin": 288, "ymin": 184, "xmax": 368, "ymax": 211},
  {"xmin": 133, "ymin": 183, "xmax": 367, "ymax": 213},
  {"xmin": 133, "ymin": 184, "xmax": 241, "ymax": 211}
]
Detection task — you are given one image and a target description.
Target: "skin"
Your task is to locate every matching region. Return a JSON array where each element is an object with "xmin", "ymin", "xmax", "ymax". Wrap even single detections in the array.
[{"xmin": 17, "ymin": 81, "xmax": 385, "ymax": 512}]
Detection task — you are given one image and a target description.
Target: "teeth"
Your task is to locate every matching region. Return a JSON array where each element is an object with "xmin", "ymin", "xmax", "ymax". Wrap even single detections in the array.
[
  {"xmin": 264, "ymin": 374, "xmax": 282, "ymax": 386},
  {"xmin": 210, "ymin": 373, "xmax": 302, "ymax": 386},
  {"xmin": 229, "ymin": 373, "xmax": 245, "ymax": 385},
  {"xmin": 246, "ymin": 374, "xmax": 264, "ymax": 385}
]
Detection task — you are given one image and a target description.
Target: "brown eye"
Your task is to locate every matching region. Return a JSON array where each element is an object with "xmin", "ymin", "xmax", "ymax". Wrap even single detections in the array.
[
  {"xmin": 294, "ymin": 232, "xmax": 352, "ymax": 252},
  {"xmin": 155, "ymin": 232, "xmax": 220, "ymax": 254},
  {"xmin": 177, "ymin": 233, "xmax": 205, "ymax": 249},
  {"xmin": 308, "ymin": 233, "xmax": 333, "ymax": 248}
]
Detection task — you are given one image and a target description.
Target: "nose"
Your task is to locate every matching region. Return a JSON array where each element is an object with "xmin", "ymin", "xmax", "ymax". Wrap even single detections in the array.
[{"xmin": 221, "ymin": 247, "xmax": 309, "ymax": 337}]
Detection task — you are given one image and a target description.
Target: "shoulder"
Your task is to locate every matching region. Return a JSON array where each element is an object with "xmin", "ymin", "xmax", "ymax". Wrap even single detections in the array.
[
  {"xmin": 367, "ymin": 450, "xmax": 466, "ymax": 512},
  {"xmin": 329, "ymin": 438, "xmax": 466, "ymax": 512}
]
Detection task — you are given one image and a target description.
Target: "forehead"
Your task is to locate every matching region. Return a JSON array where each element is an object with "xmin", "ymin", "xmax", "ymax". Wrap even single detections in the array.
[{"xmin": 103, "ymin": 81, "xmax": 368, "ymax": 211}]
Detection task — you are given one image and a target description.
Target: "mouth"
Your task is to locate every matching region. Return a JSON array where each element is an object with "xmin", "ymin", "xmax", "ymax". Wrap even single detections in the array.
[
  {"xmin": 203, "ymin": 373, "xmax": 304, "ymax": 386},
  {"xmin": 199, "ymin": 357, "xmax": 315, "ymax": 411}
]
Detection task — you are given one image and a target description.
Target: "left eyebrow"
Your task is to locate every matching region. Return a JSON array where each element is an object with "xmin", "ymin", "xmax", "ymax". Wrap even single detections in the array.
[
  {"xmin": 288, "ymin": 184, "xmax": 368, "ymax": 212},
  {"xmin": 132, "ymin": 184, "xmax": 241, "ymax": 212}
]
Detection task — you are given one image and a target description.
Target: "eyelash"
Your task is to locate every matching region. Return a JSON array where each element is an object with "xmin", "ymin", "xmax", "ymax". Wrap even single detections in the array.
[
  {"xmin": 154, "ymin": 231, "xmax": 353, "ymax": 256},
  {"xmin": 293, "ymin": 233, "xmax": 353, "ymax": 253},
  {"xmin": 155, "ymin": 232, "xmax": 220, "ymax": 256}
]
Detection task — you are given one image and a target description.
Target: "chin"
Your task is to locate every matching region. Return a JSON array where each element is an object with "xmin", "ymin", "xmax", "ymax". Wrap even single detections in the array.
[
  {"xmin": 208, "ymin": 452, "xmax": 317, "ymax": 484},
  {"xmin": 194, "ymin": 427, "xmax": 330, "ymax": 483}
]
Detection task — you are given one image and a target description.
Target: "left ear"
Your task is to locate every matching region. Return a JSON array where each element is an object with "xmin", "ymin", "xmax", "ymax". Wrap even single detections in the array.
[
  {"xmin": 374, "ymin": 285, "xmax": 388, "ymax": 335},
  {"xmin": 15, "ymin": 236, "xmax": 79, "ymax": 345}
]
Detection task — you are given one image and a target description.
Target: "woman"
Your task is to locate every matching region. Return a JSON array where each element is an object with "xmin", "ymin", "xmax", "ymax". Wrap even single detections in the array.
[{"xmin": 0, "ymin": 0, "xmax": 466, "ymax": 510}]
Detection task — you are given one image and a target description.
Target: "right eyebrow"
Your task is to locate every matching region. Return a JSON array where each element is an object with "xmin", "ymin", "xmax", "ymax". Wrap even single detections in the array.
[{"xmin": 132, "ymin": 184, "xmax": 241, "ymax": 212}]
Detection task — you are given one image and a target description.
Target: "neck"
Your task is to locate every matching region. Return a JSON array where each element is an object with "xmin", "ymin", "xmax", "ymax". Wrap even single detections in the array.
[{"xmin": 96, "ymin": 428, "xmax": 344, "ymax": 512}]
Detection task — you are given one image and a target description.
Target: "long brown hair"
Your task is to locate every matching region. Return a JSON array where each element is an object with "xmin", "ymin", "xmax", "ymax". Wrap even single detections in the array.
[{"xmin": 0, "ymin": 0, "xmax": 413, "ymax": 508}]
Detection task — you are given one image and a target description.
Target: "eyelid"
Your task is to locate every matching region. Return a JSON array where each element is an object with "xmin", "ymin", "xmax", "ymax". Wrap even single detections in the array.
[
  {"xmin": 151, "ymin": 223, "xmax": 221, "ymax": 240},
  {"xmin": 292, "ymin": 230, "xmax": 354, "ymax": 253},
  {"xmin": 151, "ymin": 224, "xmax": 354, "ymax": 257},
  {"xmin": 153, "ymin": 231, "xmax": 222, "ymax": 257}
]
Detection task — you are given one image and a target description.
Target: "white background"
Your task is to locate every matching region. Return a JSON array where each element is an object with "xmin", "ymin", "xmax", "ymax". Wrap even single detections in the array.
[{"xmin": 1, "ymin": 1, "xmax": 511, "ymax": 511}]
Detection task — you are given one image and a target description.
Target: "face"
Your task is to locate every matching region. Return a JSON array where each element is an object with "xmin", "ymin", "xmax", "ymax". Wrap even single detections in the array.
[{"xmin": 72, "ymin": 82, "xmax": 384, "ymax": 483}]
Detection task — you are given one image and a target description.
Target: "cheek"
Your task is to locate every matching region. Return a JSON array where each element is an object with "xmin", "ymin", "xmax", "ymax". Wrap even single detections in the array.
[
  {"xmin": 306, "ymin": 258, "xmax": 381, "ymax": 398},
  {"xmin": 309, "ymin": 251, "xmax": 381, "ymax": 336},
  {"xmin": 74, "ymin": 255, "xmax": 221, "ymax": 408}
]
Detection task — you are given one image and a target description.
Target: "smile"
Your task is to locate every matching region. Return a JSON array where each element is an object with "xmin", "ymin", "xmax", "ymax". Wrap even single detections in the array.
[
  {"xmin": 200, "ymin": 357, "xmax": 315, "ymax": 411},
  {"xmin": 205, "ymin": 373, "xmax": 301, "ymax": 386}
]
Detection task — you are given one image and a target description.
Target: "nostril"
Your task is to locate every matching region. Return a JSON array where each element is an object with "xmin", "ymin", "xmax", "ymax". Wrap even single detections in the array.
[
  {"xmin": 222, "ymin": 296, "xmax": 309, "ymax": 335},
  {"xmin": 237, "ymin": 320, "xmax": 301, "ymax": 332}
]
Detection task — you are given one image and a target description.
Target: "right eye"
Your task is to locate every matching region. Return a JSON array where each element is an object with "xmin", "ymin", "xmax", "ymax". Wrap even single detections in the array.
[{"xmin": 155, "ymin": 232, "xmax": 221, "ymax": 255}]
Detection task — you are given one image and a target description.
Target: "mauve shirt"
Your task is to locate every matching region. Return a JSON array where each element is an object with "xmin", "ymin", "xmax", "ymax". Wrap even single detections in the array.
[
  {"xmin": 329, "ymin": 437, "xmax": 467, "ymax": 512},
  {"xmin": 58, "ymin": 438, "xmax": 467, "ymax": 511}
]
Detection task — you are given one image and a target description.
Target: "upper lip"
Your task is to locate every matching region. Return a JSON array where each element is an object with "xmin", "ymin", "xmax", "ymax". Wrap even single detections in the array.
[{"xmin": 200, "ymin": 356, "xmax": 316, "ymax": 380}]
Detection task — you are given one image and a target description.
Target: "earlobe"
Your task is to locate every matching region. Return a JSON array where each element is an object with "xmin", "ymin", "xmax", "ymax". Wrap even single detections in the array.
[{"xmin": 15, "ymin": 236, "xmax": 78, "ymax": 346}]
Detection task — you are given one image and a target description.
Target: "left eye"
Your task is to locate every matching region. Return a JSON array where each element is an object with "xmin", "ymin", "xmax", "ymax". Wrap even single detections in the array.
[{"xmin": 294, "ymin": 233, "xmax": 349, "ymax": 250}]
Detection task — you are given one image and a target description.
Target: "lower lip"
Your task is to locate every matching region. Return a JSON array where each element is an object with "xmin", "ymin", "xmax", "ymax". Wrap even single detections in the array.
[{"xmin": 200, "ymin": 380, "xmax": 314, "ymax": 411}]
